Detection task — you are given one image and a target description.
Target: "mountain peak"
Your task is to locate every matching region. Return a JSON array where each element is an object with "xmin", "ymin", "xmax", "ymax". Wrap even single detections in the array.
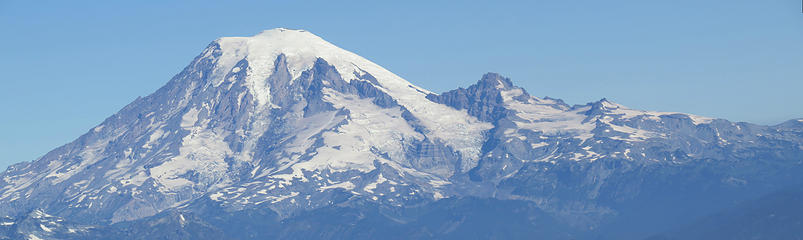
[
  {"xmin": 477, "ymin": 72, "xmax": 515, "ymax": 90},
  {"xmin": 214, "ymin": 28, "xmax": 349, "ymax": 74},
  {"xmin": 257, "ymin": 27, "xmax": 308, "ymax": 34},
  {"xmin": 597, "ymin": 98, "xmax": 625, "ymax": 109},
  {"xmin": 250, "ymin": 28, "xmax": 328, "ymax": 46},
  {"xmin": 207, "ymin": 28, "xmax": 423, "ymax": 106},
  {"xmin": 426, "ymin": 73, "xmax": 522, "ymax": 123},
  {"xmin": 216, "ymin": 28, "xmax": 336, "ymax": 57}
]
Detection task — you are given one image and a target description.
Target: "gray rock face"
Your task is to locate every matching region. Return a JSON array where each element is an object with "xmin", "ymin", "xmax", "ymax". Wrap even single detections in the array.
[
  {"xmin": 0, "ymin": 28, "xmax": 801, "ymax": 239},
  {"xmin": 426, "ymin": 73, "xmax": 515, "ymax": 123}
]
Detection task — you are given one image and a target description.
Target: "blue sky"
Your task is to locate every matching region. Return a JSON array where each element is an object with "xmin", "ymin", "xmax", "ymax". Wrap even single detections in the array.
[{"xmin": 1, "ymin": 0, "xmax": 801, "ymax": 169}]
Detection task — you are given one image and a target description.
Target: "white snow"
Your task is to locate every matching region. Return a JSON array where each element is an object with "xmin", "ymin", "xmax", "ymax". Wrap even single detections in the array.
[
  {"xmin": 45, "ymin": 139, "xmax": 109, "ymax": 184},
  {"xmin": 319, "ymin": 181, "xmax": 355, "ymax": 191},
  {"xmin": 149, "ymin": 129, "xmax": 231, "ymax": 191},
  {"xmin": 209, "ymin": 192, "xmax": 224, "ymax": 201},
  {"xmin": 600, "ymin": 99, "xmax": 713, "ymax": 125},
  {"xmin": 142, "ymin": 128, "xmax": 165, "ymax": 149},
  {"xmin": 500, "ymin": 90, "xmax": 699, "ymax": 143},
  {"xmin": 501, "ymin": 88, "xmax": 594, "ymax": 141},
  {"xmin": 214, "ymin": 28, "xmax": 491, "ymax": 164},
  {"xmin": 364, "ymin": 174, "xmax": 388, "ymax": 193},
  {"xmin": 606, "ymin": 121, "xmax": 663, "ymax": 141},
  {"xmin": 40, "ymin": 224, "xmax": 52, "ymax": 232},
  {"xmin": 179, "ymin": 108, "xmax": 201, "ymax": 128},
  {"xmin": 270, "ymin": 192, "xmax": 299, "ymax": 203},
  {"xmin": 271, "ymin": 90, "xmax": 424, "ymax": 181}
]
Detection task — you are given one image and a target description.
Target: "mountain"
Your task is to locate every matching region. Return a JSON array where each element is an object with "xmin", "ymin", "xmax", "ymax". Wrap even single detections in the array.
[{"xmin": 1, "ymin": 28, "xmax": 802, "ymax": 239}]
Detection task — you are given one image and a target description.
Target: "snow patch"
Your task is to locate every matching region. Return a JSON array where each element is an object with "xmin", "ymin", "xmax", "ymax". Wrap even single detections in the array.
[
  {"xmin": 180, "ymin": 108, "xmax": 201, "ymax": 128},
  {"xmin": 364, "ymin": 174, "xmax": 388, "ymax": 193},
  {"xmin": 142, "ymin": 128, "xmax": 165, "ymax": 149},
  {"xmin": 209, "ymin": 192, "xmax": 224, "ymax": 201},
  {"xmin": 149, "ymin": 129, "xmax": 231, "ymax": 191},
  {"xmin": 270, "ymin": 192, "xmax": 299, "ymax": 203},
  {"xmin": 603, "ymin": 100, "xmax": 713, "ymax": 125},
  {"xmin": 40, "ymin": 224, "xmax": 52, "ymax": 232},
  {"xmin": 319, "ymin": 181, "xmax": 355, "ymax": 191}
]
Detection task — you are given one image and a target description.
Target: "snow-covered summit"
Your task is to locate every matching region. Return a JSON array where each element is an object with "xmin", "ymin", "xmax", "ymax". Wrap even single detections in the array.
[
  {"xmin": 209, "ymin": 28, "xmax": 427, "ymax": 106},
  {"xmin": 205, "ymin": 28, "xmax": 490, "ymax": 159}
]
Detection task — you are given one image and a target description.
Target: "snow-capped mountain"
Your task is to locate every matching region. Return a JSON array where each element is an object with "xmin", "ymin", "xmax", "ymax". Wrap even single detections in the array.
[{"xmin": 1, "ymin": 28, "xmax": 802, "ymax": 239}]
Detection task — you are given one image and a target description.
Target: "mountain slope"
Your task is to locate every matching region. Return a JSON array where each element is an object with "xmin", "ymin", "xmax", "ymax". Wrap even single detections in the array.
[
  {"xmin": 647, "ymin": 185, "xmax": 803, "ymax": 240},
  {"xmin": 1, "ymin": 28, "xmax": 802, "ymax": 239}
]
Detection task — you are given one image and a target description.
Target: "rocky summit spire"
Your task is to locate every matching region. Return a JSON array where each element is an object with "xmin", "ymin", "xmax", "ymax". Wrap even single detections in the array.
[{"xmin": 426, "ymin": 72, "xmax": 527, "ymax": 122}]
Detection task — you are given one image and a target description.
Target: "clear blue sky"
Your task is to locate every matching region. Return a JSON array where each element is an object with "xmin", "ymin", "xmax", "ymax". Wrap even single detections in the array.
[{"xmin": 1, "ymin": 0, "xmax": 802, "ymax": 169}]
